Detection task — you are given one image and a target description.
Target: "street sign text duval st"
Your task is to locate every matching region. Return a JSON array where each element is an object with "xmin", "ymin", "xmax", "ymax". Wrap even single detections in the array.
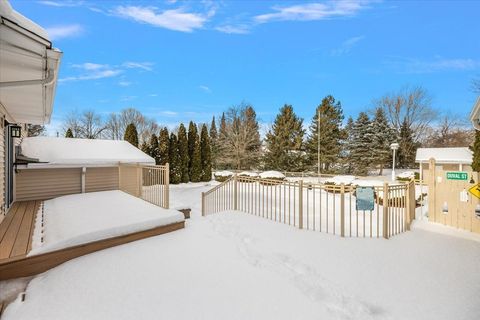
[{"xmin": 446, "ymin": 172, "xmax": 468, "ymax": 181}]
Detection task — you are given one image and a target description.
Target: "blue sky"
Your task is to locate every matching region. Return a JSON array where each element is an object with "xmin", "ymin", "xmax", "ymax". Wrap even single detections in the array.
[{"xmin": 10, "ymin": 0, "xmax": 480, "ymax": 134}]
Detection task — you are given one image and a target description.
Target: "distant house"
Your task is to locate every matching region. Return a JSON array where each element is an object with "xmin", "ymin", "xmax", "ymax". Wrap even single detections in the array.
[
  {"xmin": 415, "ymin": 147, "xmax": 472, "ymax": 180},
  {"xmin": 14, "ymin": 137, "xmax": 155, "ymax": 201},
  {"xmin": 0, "ymin": 0, "xmax": 62, "ymax": 221},
  {"xmin": 470, "ymin": 97, "xmax": 480, "ymax": 130}
]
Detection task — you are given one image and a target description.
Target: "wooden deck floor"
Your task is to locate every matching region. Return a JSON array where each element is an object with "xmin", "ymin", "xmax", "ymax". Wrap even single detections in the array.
[
  {"xmin": 0, "ymin": 200, "xmax": 184, "ymax": 281},
  {"xmin": 0, "ymin": 201, "xmax": 41, "ymax": 261}
]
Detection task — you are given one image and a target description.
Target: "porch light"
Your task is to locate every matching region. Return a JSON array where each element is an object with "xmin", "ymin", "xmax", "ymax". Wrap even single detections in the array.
[{"xmin": 10, "ymin": 125, "xmax": 21, "ymax": 138}]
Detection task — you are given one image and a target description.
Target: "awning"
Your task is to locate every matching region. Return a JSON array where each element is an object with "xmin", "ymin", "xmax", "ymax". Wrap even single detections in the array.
[{"xmin": 0, "ymin": 0, "xmax": 62, "ymax": 125}]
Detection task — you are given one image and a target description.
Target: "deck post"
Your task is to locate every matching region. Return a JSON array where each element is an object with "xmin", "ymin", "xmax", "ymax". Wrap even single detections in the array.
[
  {"xmin": 340, "ymin": 183, "xmax": 345, "ymax": 237},
  {"xmin": 298, "ymin": 180, "xmax": 303, "ymax": 229},
  {"xmin": 233, "ymin": 174, "xmax": 238, "ymax": 211},
  {"xmin": 383, "ymin": 182, "xmax": 389, "ymax": 239},
  {"xmin": 81, "ymin": 167, "xmax": 86, "ymax": 193},
  {"xmin": 201, "ymin": 192, "xmax": 206, "ymax": 216},
  {"xmin": 165, "ymin": 163, "xmax": 170, "ymax": 209}
]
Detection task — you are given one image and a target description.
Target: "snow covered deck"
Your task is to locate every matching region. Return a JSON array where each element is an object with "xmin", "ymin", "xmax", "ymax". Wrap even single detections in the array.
[{"xmin": 0, "ymin": 191, "xmax": 184, "ymax": 280}]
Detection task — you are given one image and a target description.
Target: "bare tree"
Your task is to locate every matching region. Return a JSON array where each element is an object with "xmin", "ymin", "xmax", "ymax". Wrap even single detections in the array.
[
  {"xmin": 62, "ymin": 110, "xmax": 106, "ymax": 139},
  {"xmin": 103, "ymin": 108, "xmax": 159, "ymax": 143},
  {"xmin": 423, "ymin": 115, "xmax": 474, "ymax": 147},
  {"xmin": 473, "ymin": 78, "xmax": 480, "ymax": 94},
  {"xmin": 218, "ymin": 102, "xmax": 262, "ymax": 170},
  {"xmin": 374, "ymin": 86, "xmax": 436, "ymax": 142},
  {"xmin": 27, "ymin": 124, "xmax": 45, "ymax": 137},
  {"xmin": 62, "ymin": 111, "xmax": 82, "ymax": 138},
  {"xmin": 105, "ymin": 113, "xmax": 122, "ymax": 140}
]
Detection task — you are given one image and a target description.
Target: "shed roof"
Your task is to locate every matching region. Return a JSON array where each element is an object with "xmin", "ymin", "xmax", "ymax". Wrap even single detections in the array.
[
  {"xmin": 20, "ymin": 137, "xmax": 155, "ymax": 167},
  {"xmin": 415, "ymin": 147, "xmax": 472, "ymax": 164}
]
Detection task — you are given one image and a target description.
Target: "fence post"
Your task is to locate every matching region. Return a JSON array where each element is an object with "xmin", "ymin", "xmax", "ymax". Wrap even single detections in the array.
[
  {"xmin": 201, "ymin": 192, "xmax": 206, "ymax": 216},
  {"xmin": 405, "ymin": 179, "xmax": 412, "ymax": 231},
  {"xmin": 340, "ymin": 183, "xmax": 345, "ymax": 237},
  {"xmin": 234, "ymin": 174, "xmax": 238, "ymax": 211},
  {"xmin": 383, "ymin": 182, "xmax": 389, "ymax": 239},
  {"xmin": 165, "ymin": 163, "xmax": 170, "ymax": 209},
  {"xmin": 298, "ymin": 180, "xmax": 303, "ymax": 229}
]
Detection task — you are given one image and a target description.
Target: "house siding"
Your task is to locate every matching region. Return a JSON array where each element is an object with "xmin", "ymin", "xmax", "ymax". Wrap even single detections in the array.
[
  {"xmin": 15, "ymin": 168, "xmax": 82, "ymax": 201},
  {"xmin": 85, "ymin": 167, "xmax": 119, "ymax": 193}
]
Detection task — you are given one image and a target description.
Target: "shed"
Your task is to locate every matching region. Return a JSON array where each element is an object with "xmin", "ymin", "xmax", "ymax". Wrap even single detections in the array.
[
  {"xmin": 14, "ymin": 137, "xmax": 154, "ymax": 201},
  {"xmin": 415, "ymin": 147, "xmax": 472, "ymax": 181}
]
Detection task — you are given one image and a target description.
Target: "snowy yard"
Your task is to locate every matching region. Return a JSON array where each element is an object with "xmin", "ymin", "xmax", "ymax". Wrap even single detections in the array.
[
  {"xmin": 30, "ymin": 190, "xmax": 184, "ymax": 255},
  {"xmin": 1, "ymin": 183, "xmax": 479, "ymax": 320}
]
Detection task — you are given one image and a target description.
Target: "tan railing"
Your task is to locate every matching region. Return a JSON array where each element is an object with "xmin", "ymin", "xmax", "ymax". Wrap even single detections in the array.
[
  {"xmin": 202, "ymin": 176, "xmax": 416, "ymax": 239},
  {"xmin": 119, "ymin": 164, "xmax": 169, "ymax": 209}
]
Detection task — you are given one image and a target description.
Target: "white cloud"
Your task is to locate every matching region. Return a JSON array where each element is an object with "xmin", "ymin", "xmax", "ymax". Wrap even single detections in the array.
[
  {"xmin": 386, "ymin": 56, "xmax": 480, "ymax": 74},
  {"xmin": 46, "ymin": 24, "xmax": 83, "ymax": 40},
  {"xmin": 331, "ymin": 35, "xmax": 365, "ymax": 56},
  {"xmin": 122, "ymin": 62, "xmax": 154, "ymax": 71},
  {"xmin": 118, "ymin": 81, "xmax": 132, "ymax": 87},
  {"xmin": 37, "ymin": 0, "xmax": 84, "ymax": 7},
  {"xmin": 215, "ymin": 24, "xmax": 250, "ymax": 34},
  {"xmin": 199, "ymin": 85, "xmax": 211, "ymax": 93},
  {"xmin": 113, "ymin": 5, "xmax": 209, "ymax": 32},
  {"xmin": 60, "ymin": 63, "xmax": 122, "ymax": 82},
  {"xmin": 161, "ymin": 111, "xmax": 178, "ymax": 116},
  {"xmin": 254, "ymin": 0, "xmax": 373, "ymax": 23}
]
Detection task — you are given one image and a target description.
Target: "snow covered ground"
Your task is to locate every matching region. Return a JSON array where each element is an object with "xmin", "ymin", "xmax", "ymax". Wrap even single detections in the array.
[
  {"xmin": 2, "ymin": 183, "xmax": 479, "ymax": 320},
  {"xmin": 29, "ymin": 190, "xmax": 184, "ymax": 255}
]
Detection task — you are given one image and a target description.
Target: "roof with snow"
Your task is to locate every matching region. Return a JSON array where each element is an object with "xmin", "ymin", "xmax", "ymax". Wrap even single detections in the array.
[
  {"xmin": 415, "ymin": 147, "xmax": 472, "ymax": 164},
  {"xmin": 20, "ymin": 137, "xmax": 155, "ymax": 167}
]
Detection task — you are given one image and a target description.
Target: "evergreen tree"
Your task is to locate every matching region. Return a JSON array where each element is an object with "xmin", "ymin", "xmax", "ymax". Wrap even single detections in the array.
[
  {"xmin": 140, "ymin": 141, "xmax": 150, "ymax": 155},
  {"xmin": 350, "ymin": 112, "xmax": 375, "ymax": 175},
  {"xmin": 188, "ymin": 121, "xmax": 198, "ymax": 174},
  {"xmin": 398, "ymin": 119, "xmax": 417, "ymax": 168},
  {"xmin": 190, "ymin": 133, "xmax": 202, "ymax": 182},
  {"xmin": 200, "ymin": 124, "xmax": 212, "ymax": 181},
  {"xmin": 158, "ymin": 128, "xmax": 170, "ymax": 165},
  {"xmin": 65, "ymin": 128, "xmax": 74, "ymax": 138},
  {"xmin": 209, "ymin": 116, "xmax": 218, "ymax": 168},
  {"xmin": 306, "ymin": 95, "xmax": 344, "ymax": 173},
  {"xmin": 342, "ymin": 116, "xmax": 355, "ymax": 174},
  {"xmin": 264, "ymin": 104, "xmax": 305, "ymax": 171},
  {"xmin": 177, "ymin": 123, "xmax": 190, "ymax": 183},
  {"xmin": 472, "ymin": 131, "xmax": 480, "ymax": 172},
  {"xmin": 124, "ymin": 123, "xmax": 139, "ymax": 147},
  {"xmin": 149, "ymin": 134, "xmax": 159, "ymax": 164},
  {"xmin": 168, "ymin": 133, "xmax": 182, "ymax": 184},
  {"xmin": 371, "ymin": 108, "xmax": 397, "ymax": 174}
]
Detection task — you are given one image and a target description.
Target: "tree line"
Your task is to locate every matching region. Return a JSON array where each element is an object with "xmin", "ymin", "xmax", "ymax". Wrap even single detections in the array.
[{"xmin": 61, "ymin": 86, "xmax": 475, "ymax": 179}]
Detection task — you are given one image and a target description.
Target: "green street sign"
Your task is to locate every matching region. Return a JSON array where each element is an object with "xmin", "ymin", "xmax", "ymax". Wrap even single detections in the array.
[{"xmin": 446, "ymin": 172, "xmax": 468, "ymax": 181}]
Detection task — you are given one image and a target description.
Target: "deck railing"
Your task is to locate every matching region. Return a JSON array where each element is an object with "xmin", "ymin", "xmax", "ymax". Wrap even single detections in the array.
[
  {"xmin": 119, "ymin": 164, "xmax": 169, "ymax": 209},
  {"xmin": 202, "ymin": 175, "xmax": 415, "ymax": 239}
]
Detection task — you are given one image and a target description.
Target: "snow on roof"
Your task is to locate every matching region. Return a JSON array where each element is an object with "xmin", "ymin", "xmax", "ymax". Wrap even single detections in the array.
[
  {"xmin": 0, "ymin": 0, "xmax": 50, "ymax": 41},
  {"xmin": 21, "ymin": 137, "xmax": 155, "ymax": 166},
  {"xmin": 415, "ymin": 147, "xmax": 472, "ymax": 164}
]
